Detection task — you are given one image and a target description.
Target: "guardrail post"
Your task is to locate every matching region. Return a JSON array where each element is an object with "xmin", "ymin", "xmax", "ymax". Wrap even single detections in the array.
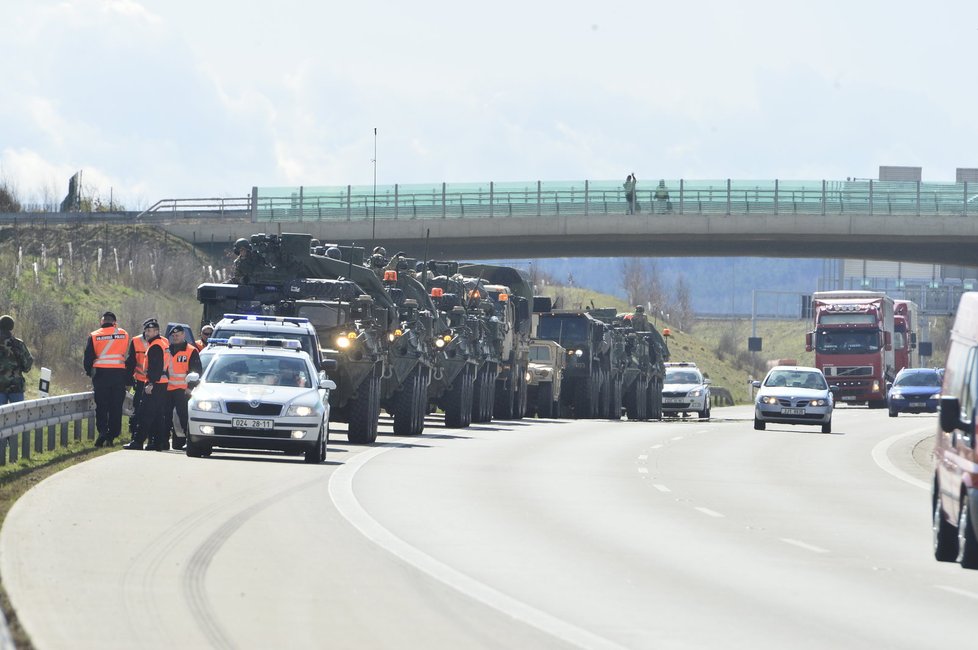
[
  {"xmin": 74, "ymin": 418, "xmax": 82, "ymax": 442},
  {"xmin": 47, "ymin": 424, "xmax": 55, "ymax": 450},
  {"xmin": 490, "ymin": 182, "xmax": 495, "ymax": 218},
  {"xmin": 22, "ymin": 430, "xmax": 30, "ymax": 459},
  {"xmin": 869, "ymin": 179, "xmax": 874, "ymax": 216},
  {"xmin": 10, "ymin": 434, "xmax": 17, "ymax": 462},
  {"xmin": 35, "ymin": 427, "xmax": 42, "ymax": 453},
  {"xmin": 584, "ymin": 180, "xmax": 589, "ymax": 215},
  {"xmin": 87, "ymin": 416, "xmax": 95, "ymax": 441},
  {"xmin": 0, "ymin": 438, "xmax": 5, "ymax": 466},
  {"xmin": 537, "ymin": 181, "xmax": 542, "ymax": 217},
  {"xmin": 442, "ymin": 182, "xmax": 447, "ymax": 218},
  {"xmin": 726, "ymin": 179, "xmax": 731, "ymax": 215},
  {"xmin": 821, "ymin": 180, "xmax": 826, "ymax": 216},
  {"xmin": 679, "ymin": 179, "xmax": 684, "ymax": 214},
  {"xmin": 347, "ymin": 185, "xmax": 352, "ymax": 221},
  {"xmin": 60, "ymin": 421, "xmax": 68, "ymax": 447},
  {"xmin": 774, "ymin": 179, "xmax": 779, "ymax": 215}
]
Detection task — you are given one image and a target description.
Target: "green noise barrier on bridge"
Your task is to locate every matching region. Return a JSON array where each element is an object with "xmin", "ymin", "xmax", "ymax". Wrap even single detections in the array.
[{"xmin": 251, "ymin": 179, "xmax": 978, "ymax": 222}]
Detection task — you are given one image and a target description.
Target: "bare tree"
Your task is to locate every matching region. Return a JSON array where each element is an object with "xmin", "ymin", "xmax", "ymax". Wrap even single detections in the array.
[{"xmin": 671, "ymin": 274, "xmax": 695, "ymax": 332}]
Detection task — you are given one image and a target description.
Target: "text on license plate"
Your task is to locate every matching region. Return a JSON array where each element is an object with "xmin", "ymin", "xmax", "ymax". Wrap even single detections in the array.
[
  {"xmin": 663, "ymin": 397, "xmax": 686, "ymax": 403},
  {"xmin": 909, "ymin": 402, "xmax": 926, "ymax": 407},
  {"xmin": 841, "ymin": 396, "xmax": 856, "ymax": 401},
  {"xmin": 781, "ymin": 408, "xmax": 806, "ymax": 415},
  {"xmin": 232, "ymin": 418, "xmax": 274, "ymax": 430}
]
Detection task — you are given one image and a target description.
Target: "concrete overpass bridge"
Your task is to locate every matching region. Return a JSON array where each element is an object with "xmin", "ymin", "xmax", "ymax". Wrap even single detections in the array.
[{"xmin": 139, "ymin": 178, "xmax": 978, "ymax": 265}]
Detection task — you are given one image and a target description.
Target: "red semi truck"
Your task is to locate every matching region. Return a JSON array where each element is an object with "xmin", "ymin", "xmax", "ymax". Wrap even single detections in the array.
[
  {"xmin": 893, "ymin": 299, "xmax": 919, "ymax": 374},
  {"xmin": 806, "ymin": 291, "xmax": 895, "ymax": 408}
]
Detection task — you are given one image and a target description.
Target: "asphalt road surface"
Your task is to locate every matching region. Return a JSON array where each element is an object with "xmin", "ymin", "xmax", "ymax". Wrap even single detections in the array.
[{"xmin": 2, "ymin": 405, "xmax": 973, "ymax": 649}]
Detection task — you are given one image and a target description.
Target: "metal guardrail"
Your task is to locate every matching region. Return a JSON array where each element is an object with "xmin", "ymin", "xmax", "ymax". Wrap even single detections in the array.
[{"xmin": 0, "ymin": 393, "xmax": 96, "ymax": 465}]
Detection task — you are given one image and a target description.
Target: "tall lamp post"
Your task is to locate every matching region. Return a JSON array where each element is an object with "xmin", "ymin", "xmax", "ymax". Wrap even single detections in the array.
[{"xmin": 371, "ymin": 127, "xmax": 377, "ymax": 243}]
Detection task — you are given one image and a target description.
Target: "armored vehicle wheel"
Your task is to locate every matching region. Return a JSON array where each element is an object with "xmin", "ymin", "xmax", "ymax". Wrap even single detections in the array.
[
  {"xmin": 412, "ymin": 369, "xmax": 430, "ymax": 436},
  {"xmin": 494, "ymin": 373, "xmax": 517, "ymax": 419},
  {"xmin": 933, "ymin": 482, "xmax": 958, "ymax": 562},
  {"xmin": 649, "ymin": 377, "xmax": 663, "ymax": 420},
  {"xmin": 304, "ymin": 426, "xmax": 327, "ymax": 464},
  {"xmin": 444, "ymin": 365, "xmax": 475, "ymax": 428},
  {"xmin": 537, "ymin": 382, "xmax": 554, "ymax": 418},
  {"xmin": 394, "ymin": 367, "xmax": 424, "ymax": 436},
  {"xmin": 472, "ymin": 365, "xmax": 495, "ymax": 423},
  {"xmin": 609, "ymin": 376, "xmax": 623, "ymax": 420},
  {"xmin": 513, "ymin": 364, "xmax": 529, "ymax": 420},
  {"xmin": 347, "ymin": 364, "xmax": 381, "ymax": 444},
  {"xmin": 957, "ymin": 494, "xmax": 978, "ymax": 569}
]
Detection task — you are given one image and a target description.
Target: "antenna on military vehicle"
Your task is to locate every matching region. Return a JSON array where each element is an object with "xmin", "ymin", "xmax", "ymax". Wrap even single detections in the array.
[
  {"xmin": 421, "ymin": 229, "xmax": 430, "ymax": 291},
  {"xmin": 348, "ymin": 241, "xmax": 355, "ymax": 281}
]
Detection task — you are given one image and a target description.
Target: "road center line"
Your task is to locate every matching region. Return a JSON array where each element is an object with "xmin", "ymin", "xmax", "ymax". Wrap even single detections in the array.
[
  {"xmin": 652, "ymin": 484, "xmax": 671, "ymax": 493},
  {"xmin": 935, "ymin": 585, "xmax": 978, "ymax": 600},
  {"xmin": 780, "ymin": 538, "xmax": 829, "ymax": 554},
  {"xmin": 695, "ymin": 507, "xmax": 724, "ymax": 518},
  {"xmin": 637, "ymin": 454, "xmax": 648, "ymax": 461},
  {"xmin": 670, "ymin": 436, "xmax": 683, "ymax": 441},
  {"xmin": 637, "ymin": 467, "xmax": 648, "ymax": 474},
  {"xmin": 649, "ymin": 444, "xmax": 663, "ymax": 450},
  {"xmin": 329, "ymin": 438, "xmax": 626, "ymax": 650},
  {"xmin": 870, "ymin": 427, "xmax": 931, "ymax": 491}
]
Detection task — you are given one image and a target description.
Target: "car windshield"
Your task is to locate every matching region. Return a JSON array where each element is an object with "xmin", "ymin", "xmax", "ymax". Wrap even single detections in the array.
[
  {"xmin": 296, "ymin": 303, "xmax": 347, "ymax": 331},
  {"xmin": 893, "ymin": 371, "xmax": 941, "ymax": 388},
  {"xmin": 665, "ymin": 369, "xmax": 701, "ymax": 384},
  {"xmin": 764, "ymin": 370, "xmax": 826, "ymax": 389},
  {"xmin": 814, "ymin": 329, "xmax": 880, "ymax": 354},
  {"xmin": 206, "ymin": 354, "xmax": 311, "ymax": 387},
  {"xmin": 529, "ymin": 345, "xmax": 552, "ymax": 362}
]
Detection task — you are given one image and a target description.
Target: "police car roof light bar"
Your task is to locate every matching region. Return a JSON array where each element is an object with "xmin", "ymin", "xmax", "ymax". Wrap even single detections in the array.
[
  {"xmin": 222, "ymin": 313, "xmax": 311, "ymax": 325},
  {"xmin": 226, "ymin": 336, "xmax": 303, "ymax": 350}
]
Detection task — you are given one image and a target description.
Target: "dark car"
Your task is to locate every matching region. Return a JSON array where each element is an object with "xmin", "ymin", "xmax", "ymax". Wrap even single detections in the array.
[{"xmin": 887, "ymin": 367, "xmax": 942, "ymax": 417}]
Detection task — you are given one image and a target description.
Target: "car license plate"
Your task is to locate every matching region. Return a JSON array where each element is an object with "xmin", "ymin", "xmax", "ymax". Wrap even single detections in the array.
[
  {"xmin": 841, "ymin": 396, "xmax": 856, "ymax": 401},
  {"xmin": 663, "ymin": 397, "xmax": 685, "ymax": 403},
  {"xmin": 781, "ymin": 408, "xmax": 805, "ymax": 415},
  {"xmin": 232, "ymin": 418, "xmax": 274, "ymax": 430},
  {"xmin": 909, "ymin": 402, "xmax": 926, "ymax": 407}
]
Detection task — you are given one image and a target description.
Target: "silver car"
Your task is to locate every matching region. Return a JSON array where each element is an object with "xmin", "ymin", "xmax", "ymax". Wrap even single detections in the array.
[{"xmin": 753, "ymin": 366, "xmax": 834, "ymax": 433}]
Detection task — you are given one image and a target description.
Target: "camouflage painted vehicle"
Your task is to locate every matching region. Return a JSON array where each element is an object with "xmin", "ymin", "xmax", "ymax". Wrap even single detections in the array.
[
  {"xmin": 526, "ymin": 339, "xmax": 565, "ymax": 418},
  {"xmin": 535, "ymin": 310, "xmax": 612, "ymax": 419}
]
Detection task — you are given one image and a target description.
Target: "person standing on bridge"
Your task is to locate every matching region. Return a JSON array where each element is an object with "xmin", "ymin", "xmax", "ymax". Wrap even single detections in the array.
[
  {"xmin": 84, "ymin": 311, "xmax": 130, "ymax": 447},
  {"xmin": 0, "ymin": 314, "xmax": 33, "ymax": 405},
  {"xmin": 624, "ymin": 174, "xmax": 637, "ymax": 214}
]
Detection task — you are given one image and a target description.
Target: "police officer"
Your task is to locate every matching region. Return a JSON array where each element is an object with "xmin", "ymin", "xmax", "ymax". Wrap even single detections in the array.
[
  {"xmin": 0, "ymin": 314, "xmax": 33, "ymax": 405},
  {"xmin": 632, "ymin": 305, "xmax": 650, "ymax": 332},
  {"xmin": 124, "ymin": 321, "xmax": 152, "ymax": 443},
  {"xmin": 126, "ymin": 319, "xmax": 170, "ymax": 451},
  {"xmin": 84, "ymin": 311, "xmax": 130, "ymax": 447},
  {"xmin": 165, "ymin": 326, "xmax": 201, "ymax": 450},
  {"xmin": 195, "ymin": 324, "xmax": 214, "ymax": 351}
]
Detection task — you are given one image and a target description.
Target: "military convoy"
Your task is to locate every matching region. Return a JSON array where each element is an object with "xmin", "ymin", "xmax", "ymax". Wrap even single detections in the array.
[{"xmin": 196, "ymin": 232, "xmax": 671, "ymax": 441}]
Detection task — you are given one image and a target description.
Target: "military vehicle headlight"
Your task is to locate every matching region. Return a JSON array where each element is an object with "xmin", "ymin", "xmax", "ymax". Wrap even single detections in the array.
[
  {"xmin": 388, "ymin": 333, "xmax": 396, "ymax": 342},
  {"xmin": 193, "ymin": 400, "xmax": 221, "ymax": 412},
  {"xmin": 435, "ymin": 338, "xmax": 446, "ymax": 349},
  {"xmin": 336, "ymin": 336, "xmax": 351, "ymax": 349},
  {"xmin": 575, "ymin": 349, "xmax": 584, "ymax": 357},
  {"xmin": 872, "ymin": 380, "xmax": 880, "ymax": 392},
  {"xmin": 525, "ymin": 371, "xmax": 532, "ymax": 381}
]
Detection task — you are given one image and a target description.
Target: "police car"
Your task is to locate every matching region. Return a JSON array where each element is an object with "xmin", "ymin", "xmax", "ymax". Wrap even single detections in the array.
[
  {"xmin": 662, "ymin": 362, "xmax": 712, "ymax": 419},
  {"xmin": 185, "ymin": 336, "xmax": 336, "ymax": 463}
]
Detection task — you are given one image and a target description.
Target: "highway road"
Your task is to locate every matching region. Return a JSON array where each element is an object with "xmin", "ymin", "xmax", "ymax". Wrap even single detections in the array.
[{"xmin": 1, "ymin": 405, "xmax": 973, "ymax": 649}]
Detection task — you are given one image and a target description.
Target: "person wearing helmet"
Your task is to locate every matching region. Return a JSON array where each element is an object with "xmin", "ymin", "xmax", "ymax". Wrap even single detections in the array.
[
  {"xmin": 230, "ymin": 237, "xmax": 263, "ymax": 283},
  {"xmin": 632, "ymin": 304, "xmax": 650, "ymax": 331}
]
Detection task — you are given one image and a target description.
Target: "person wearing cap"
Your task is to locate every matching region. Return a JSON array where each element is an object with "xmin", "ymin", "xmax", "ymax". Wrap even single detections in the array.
[
  {"xmin": 195, "ymin": 324, "xmax": 214, "ymax": 351},
  {"xmin": 0, "ymin": 314, "xmax": 33, "ymax": 405},
  {"xmin": 632, "ymin": 304, "xmax": 650, "ymax": 332},
  {"xmin": 164, "ymin": 326, "xmax": 201, "ymax": 450},
  {"xmin": 124, "ymin": 319, "xmax": 153, "ymax": 443},
  {"xmin": 84, "ymin": 311, "xmax": 130, "ymax": 447},
  {"xmin": 126, "ymin": 319, "xmax": 170, "ymax": 450}
]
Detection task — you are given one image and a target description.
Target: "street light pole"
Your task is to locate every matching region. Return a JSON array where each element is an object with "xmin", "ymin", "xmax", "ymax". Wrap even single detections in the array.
[{"xmin": 371, "ymin": 127, "xmax": 377, "ymax": 243}]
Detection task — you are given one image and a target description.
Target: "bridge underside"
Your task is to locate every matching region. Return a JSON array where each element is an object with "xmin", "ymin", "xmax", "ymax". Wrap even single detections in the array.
[{"xmin": 160, "ymin": 212, "xmax": 978, "ymax": 267}]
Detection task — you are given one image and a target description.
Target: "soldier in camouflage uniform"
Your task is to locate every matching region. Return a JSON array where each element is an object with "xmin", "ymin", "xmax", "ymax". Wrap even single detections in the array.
[
  {"xmin": 0, "ymin": 314, "xmax": 34, "ymax": 404},
  {"xmin": 230, "ymin": 238, "xmax": 265, "ymax": 283},
  {"xmin": 631, "ymin": 305, "xmax": 650, "ymax": 332}
]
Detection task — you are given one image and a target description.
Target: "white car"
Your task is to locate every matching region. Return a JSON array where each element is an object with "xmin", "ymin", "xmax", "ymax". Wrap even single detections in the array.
[
  {"xmin": 662, "ymin": 362, "xmax": 711, "ymax": 419},
  {"xmin": 186, "ymin": 337, "xmax": 336, "ymax": 463},
  {"xmin": 752, "ymin": 365, "xmax": 834, "ymax": 434}
]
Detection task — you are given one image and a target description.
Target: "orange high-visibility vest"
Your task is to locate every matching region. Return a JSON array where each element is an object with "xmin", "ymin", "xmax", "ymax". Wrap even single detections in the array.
[
  {"xmin": 142, "ymin": 337, "xmax": 171, "ymax": 385},
  {"xmin": 194, "ymin": 340, "xmax": 207, "ymax": 352},
  {"xmin": 167, "ymin": 345, "xmax": 194, "ymax": 391},
  {"xmin": 132, "ymin": 335, "xmax": 148, "ymax": 383},
  {"xmin": 90, "ymin": 326, "xmax": 130, "ymax": 369}
]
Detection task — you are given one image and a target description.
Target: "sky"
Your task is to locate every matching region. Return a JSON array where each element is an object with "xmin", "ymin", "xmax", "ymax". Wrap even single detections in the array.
[{"xmin": 2, "ymin": 0, "xmax": 977, "ymax": 210}]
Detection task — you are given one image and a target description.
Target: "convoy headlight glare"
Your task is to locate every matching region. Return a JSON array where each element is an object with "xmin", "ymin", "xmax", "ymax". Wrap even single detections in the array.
[
  {"xmin": 347, "ymin": 332, "xmax": 357, "ymax": 339},
  {"xmin": 443, "ymin": 335, "xmax": 452, "ymax": 342},
  {"xmin": 193, "ymin": 400, "xmax": 221, "ymax": 412},
  {"xmin": 872, "ymin": 380, "xmax": 881, "ymax": 392},
  {"xmin": 388, "ymin": 333, "xmax": 396, "ymax": 342},
  {"xmin": 435, "ymin": 338, "xmax": 446, "ymax": 349},
  {"xmin": 336, "ymin": 336, "xmax": 351, "ymax": 349},
  {"xmin": 575, "ymin": 349, "xmax": 584, "ymax": 357}
]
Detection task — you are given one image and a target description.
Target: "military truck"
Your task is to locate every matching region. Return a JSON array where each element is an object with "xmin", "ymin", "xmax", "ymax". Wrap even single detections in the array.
[
  {"xmin": 526, "ymin": 340, "xmax": 565, "ymax": 418},
  {"xmin": 459, "ymin": 264, "xmax": 533, "ymax": 420},
  {"xmin": 535, "ymin": 310, "xmax": 613, "ymax": 419},
  {"xmin": 588, "ymin": 308, "xmax": 630, "ymax": 420}
]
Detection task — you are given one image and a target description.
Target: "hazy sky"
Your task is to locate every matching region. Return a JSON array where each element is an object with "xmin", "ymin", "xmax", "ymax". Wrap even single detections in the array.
[{"xmin": 3, "ymin": 0, "xmax": 976, "ymax": 209}]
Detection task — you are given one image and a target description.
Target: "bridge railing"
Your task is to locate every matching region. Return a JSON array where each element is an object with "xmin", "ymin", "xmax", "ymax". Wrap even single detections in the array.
[
  {"xmin": 0, "ymin": 393, "xmax": 97, "ymax": 465},
  {"xmin": 252, "ymin": 179, "xmax": 978, "ymax": 222}
]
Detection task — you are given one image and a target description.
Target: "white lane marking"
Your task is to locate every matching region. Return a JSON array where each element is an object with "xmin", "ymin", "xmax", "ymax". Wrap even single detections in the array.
[
  {"xmin": 780, "ymin": 538, "xmax": 830, "ymax": 554},
  {"xmin": 649, "ymin": 444, "xmax": 663, "ymax": 449},
  {"xmin": 870, "ymin": 427, "xmax": 931, "ymax": 491},
  {"xmin": 695, "ymin": 507, "xmax": 724, "ymax": 518},
  {"xmin": 935, "ymin": 585, "xmax": 978, "ymax": 600},
  {"xmin": 637, "ymin": 454, "xmax": 648, "ymax": 461},
  {"xmin": 329, "ymin": 440, "xmax": 626, "ymax": 650},
  {"xmin": 637, "ymin": 467, "xmax": 648, "ymax": 474},
  {"xmin": 652, "ymin": 484, "xmax": 671, "ymax": 493},
  {"xmin": 671, "ymin": 436, "xmax": 683, "ymax": 441}
]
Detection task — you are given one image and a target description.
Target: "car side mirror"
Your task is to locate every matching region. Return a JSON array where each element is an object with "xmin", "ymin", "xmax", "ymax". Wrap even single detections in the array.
[
  {"xmin": 320, "ymin": 377, "xmax": 337, "ymax": 391},
  {"xmin": 940, "ymin": 396, "xmax": 963, "ymax": 433},
  {"xmin": 805, "ymin": 332, "xmax": 813, "ymax": 352},
  {"xmin": 321, "ymin": 358, "xmax": 339, "ymax": 372},
  {"xmin": 186, "ymin": 372, "xmax": 200, "ymax": 384},
  {"xmin": 703, "ymin": 378, "xmax": 712, "ymax": 385},
  {"xmin": 751, "ymin": 380, "xmax": 761, "ymax": 389},
  {"xmin": 828, "ymin": 385, "xmax": 839, "ymax": 393},
  {"xmin": 885, "ymin": 382, "xmax": 892, "ymax": 392}
]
